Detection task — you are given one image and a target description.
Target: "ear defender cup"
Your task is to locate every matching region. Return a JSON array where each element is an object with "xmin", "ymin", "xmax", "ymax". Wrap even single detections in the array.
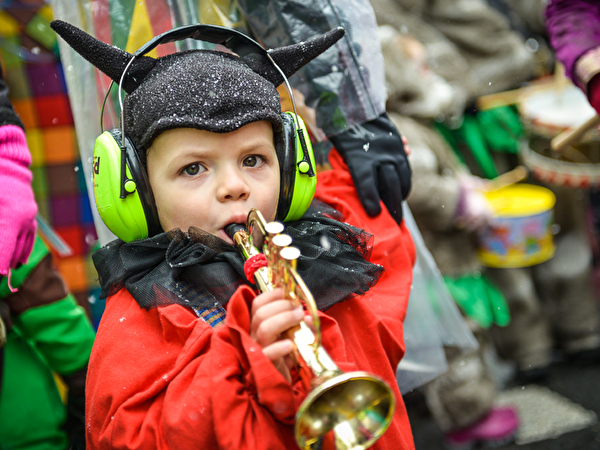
[
  {"xmin": 276, "ymin": 111, "xmax": 317, "ymax": 222},
  {"xmin": 92, "ymin": 129, "xmax": 162, "ymax": 242}
]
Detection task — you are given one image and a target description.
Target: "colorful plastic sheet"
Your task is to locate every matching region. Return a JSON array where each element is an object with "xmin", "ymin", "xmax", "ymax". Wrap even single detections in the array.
[
  {"xmin": 397, "ymin": 204, "xmax": 478, "ymax": 393},
  {"xmin": 0, "ymin": 1, "xmax": 101, "ymax": 326}
]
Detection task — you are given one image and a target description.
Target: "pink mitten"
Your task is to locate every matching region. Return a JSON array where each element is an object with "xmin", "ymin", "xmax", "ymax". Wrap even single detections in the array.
[
  {"xmin": 0, "ymin": 125, "xmax": 37, "ymax": 275},
  {"xmin": 455, "ymin": 177, "xmax": 494, "ymax": 232}
]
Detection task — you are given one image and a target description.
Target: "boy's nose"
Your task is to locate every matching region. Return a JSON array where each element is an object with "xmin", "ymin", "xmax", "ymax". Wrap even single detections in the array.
[{"xmin": 217, "ymin": 168, "xmax": 250, "ymax": 201}]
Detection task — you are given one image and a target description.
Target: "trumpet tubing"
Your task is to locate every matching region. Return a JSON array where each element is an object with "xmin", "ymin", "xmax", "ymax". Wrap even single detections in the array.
[{"xmin": 227, "ymin": 209, "xmax": 396, "ymax": 450}]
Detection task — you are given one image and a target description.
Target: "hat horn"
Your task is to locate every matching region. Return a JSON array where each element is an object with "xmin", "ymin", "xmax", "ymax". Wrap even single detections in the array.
[
  {"xmin": 241, "ymin": 27, "xmax": 345, "ymax": 86},
  {"xmin": 51, "ymin": 20, "xmax": 156, "ymax": 94}
]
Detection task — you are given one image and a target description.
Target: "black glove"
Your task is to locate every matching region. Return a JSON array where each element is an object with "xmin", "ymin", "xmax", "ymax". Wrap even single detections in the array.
[{"xmin": 329, "ymin": 112, "xmax": 411, "ymax": 224}]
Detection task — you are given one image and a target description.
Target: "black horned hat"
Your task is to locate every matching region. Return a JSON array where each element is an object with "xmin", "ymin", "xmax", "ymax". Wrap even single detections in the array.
[{"xmin": 50, "ymin": 20, "xmax": 344, "ymax": 153}]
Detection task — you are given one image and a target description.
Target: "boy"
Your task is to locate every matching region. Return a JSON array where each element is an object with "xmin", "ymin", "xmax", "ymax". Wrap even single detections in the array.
[{"xmin": 52, "ymin": 20, "xmax": 415, "ymax": 449}]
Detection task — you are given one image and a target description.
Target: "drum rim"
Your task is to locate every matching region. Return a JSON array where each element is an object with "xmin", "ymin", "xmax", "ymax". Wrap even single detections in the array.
[
  {"xmin": 521, "ymin": 142, "xmax": 600, "ymax": 188},
  {"xmin": 484, "ymin": 183, "xmax": 555, "ymax": 216}
]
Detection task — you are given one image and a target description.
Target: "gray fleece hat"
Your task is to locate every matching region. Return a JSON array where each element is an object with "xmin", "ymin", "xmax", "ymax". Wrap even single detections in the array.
[{"xmin": 51, "ymin": 20, "xmax": 344, "ymax": 154}]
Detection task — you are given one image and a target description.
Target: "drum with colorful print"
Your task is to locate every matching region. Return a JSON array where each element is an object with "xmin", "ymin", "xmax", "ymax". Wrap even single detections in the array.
[{"xmin": 477, "ymin": 184, "xmax": 556, "ymax": 268}]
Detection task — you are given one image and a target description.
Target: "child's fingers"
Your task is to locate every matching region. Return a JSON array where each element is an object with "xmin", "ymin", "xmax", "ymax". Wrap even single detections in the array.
[
  {"xmin": 284, "ymin": 353, "xmax": 296, "ymax": 372},
  {"xmin": 401, "ymin": 135, "xmax": 411, "ymax": 156},
  {"xmin": 251, "ymin": 287, "xmax": 284, "ymax": 316},
  {"xmin": 262, "ymin": 339, "xmax": 295, "ymax": 363},
  {"xmin": 251, "ymin": 299, "xmax": 298, "ymax": 335},
  {"xmin": 262, "ymin": 339, "xmax": 295, "ymax": 383},
  {"xmin": 252, "ymin": 305, "xmax": 304, "ymax": 348},
  {"xmin": 303, "ymin": 314, "xmax": 316, "ymax": 334}
]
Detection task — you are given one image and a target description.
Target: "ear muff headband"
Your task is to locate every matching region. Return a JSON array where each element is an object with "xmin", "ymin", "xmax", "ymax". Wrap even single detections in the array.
[
  {"xmin": 96, "ymin": 24, "xmax": 316, "ymax": 242},
  {"xmin": 133, "ymin": 24, "xmax": 268, "ymax": 59}
]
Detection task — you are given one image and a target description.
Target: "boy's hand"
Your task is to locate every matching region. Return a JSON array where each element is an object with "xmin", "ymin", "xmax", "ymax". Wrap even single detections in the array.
[{"xmin": 250, "ymin": 287, "xmax": 304, "ymax": 382}]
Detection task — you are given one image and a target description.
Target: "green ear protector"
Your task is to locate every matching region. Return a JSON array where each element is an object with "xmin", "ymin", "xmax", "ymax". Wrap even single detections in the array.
[{"xmin": 93, "ymin": 24, "xmax": 317, "ymax": 243}]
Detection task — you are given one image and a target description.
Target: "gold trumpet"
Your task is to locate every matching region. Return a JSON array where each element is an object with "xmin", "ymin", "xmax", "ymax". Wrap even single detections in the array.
[{"xmin": 226, "ymin": 209, "xmax": 396, "ymax": 450}]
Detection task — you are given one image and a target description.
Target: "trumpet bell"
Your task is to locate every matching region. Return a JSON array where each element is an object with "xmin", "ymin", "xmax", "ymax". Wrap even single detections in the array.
[{"xmin": 295, "ymin": 371, "xmax": 396, "ymax": 450}]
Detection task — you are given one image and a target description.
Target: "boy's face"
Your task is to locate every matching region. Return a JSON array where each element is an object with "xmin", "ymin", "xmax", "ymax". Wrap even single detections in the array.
[{"xmin": 146, "ymin": 121, "xmax": 280, "ymax": 243}]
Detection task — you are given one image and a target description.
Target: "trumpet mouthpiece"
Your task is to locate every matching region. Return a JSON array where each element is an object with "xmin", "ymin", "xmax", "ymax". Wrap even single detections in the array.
[{"xmin": 225, "ymin": 223, "xmax": 246, "ymax": 239}]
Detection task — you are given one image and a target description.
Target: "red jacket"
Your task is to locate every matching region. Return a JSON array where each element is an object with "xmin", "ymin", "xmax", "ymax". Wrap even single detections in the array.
[{"xmin": 86, "ymin": 150, "xmax": 416, "ymax": 449}]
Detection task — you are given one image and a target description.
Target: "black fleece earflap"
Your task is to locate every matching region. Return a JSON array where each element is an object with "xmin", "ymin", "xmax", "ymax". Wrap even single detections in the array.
[{"xmin": 94, "ymin": 24, "xmax": 316, "ymax": 242}]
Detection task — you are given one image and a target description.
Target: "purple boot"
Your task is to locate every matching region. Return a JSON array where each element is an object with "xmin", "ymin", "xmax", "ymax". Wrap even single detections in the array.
[{"xmin": 444, "ymin": 406, "xmax": 519, "ymax": 449}]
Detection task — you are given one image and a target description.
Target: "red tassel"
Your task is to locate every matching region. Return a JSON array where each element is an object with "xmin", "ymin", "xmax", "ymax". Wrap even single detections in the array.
[{"xmin": 244, "ymin": 253, "xmax": 268, "ymax": 282}]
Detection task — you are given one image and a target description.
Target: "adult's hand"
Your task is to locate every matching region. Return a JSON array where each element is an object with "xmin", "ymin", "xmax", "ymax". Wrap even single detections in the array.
[{"xmin": 329, "ymin": 113, "xmax": 412, "ymax": 224}]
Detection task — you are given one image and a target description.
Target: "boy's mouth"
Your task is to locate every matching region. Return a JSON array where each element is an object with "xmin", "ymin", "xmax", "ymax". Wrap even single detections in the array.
[
  {"xmin": 221, "ymin": 214, "xmax": 248, "ymax": 243},
  {"xmin": 218, "ymin": 228, "xmax": 235, "ymax": 245},
  {"xmin": 224, "ymin": 214, "xmax": 248, "ymax": 229}
]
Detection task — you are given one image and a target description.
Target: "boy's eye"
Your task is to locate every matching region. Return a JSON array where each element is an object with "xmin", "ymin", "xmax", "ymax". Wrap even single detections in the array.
[
  {"xmin": 183, "ymin": 164, "xmax": 203, "ymax": 176},
  {"xmin": 243, "ymin": 155, "xmax": 263, "ymax": 167}
]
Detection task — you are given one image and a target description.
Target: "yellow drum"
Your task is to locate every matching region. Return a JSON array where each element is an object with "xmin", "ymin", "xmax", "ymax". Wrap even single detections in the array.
[{"xmin": 477, "ymin": 184, "xmax": 556, "ymax": 268}]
